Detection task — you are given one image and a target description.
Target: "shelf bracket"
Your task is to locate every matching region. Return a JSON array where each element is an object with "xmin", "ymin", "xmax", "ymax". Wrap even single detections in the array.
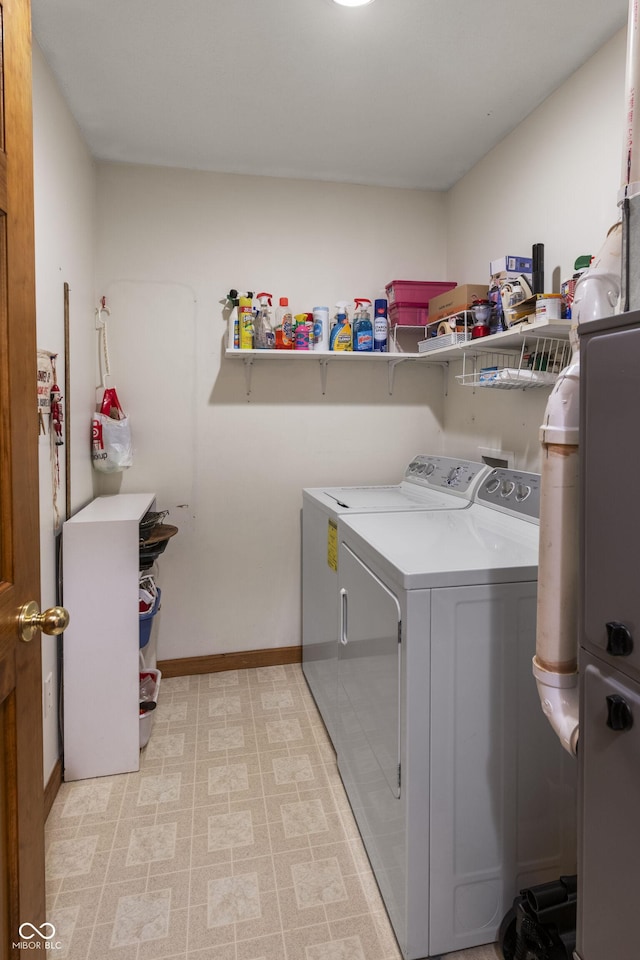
[
  {"xmin": 388, "ymin": 358, "xmax": 405, "ymax": 395},
  {"xmin": 318, "ymin": 358, "xmax": 330, "ymax": 395},
  {"xmin": 243, "ymin": 357, "xmax": 254, "ymax": 396}
]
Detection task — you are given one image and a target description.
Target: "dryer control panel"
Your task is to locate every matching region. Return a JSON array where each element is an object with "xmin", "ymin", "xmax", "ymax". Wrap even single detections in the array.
[
  {"xmin": 403, "ymin": 455, "xmax": 489, "ymax": 498},
  {"xmin": 476, "ymin": 468, "xmax": 541, "ymax": 522}
]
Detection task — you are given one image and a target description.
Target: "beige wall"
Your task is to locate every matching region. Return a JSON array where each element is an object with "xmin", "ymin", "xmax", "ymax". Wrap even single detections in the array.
[
  {"xmin": 32, "ymin": 42, "xmax": 97, "ymax": 780},
  {"xmin": 441, "ymin": 28, "xmax": 626, "ymax": 469},
  {"xmin": 93, "ymin": 163, "xmax": 448, "ymax": 661}
]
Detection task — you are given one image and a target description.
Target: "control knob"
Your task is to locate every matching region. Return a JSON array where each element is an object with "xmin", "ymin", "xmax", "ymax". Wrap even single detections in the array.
[
  {"xmin": 606, "ymin": 621, "xmax": 634, "ymax": 657},
  {"xmin": 606, "ymin": 694, "xmax": 633, "ymax": 732},
  {"xmin": 500, "ymin": 479, "xmax": 515, "ymax": 498}
]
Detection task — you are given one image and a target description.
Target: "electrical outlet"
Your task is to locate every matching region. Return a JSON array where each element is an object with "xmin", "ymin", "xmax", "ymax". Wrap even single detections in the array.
[{"xmin": 44, "ymin": 672, "xmax": 53, "ymax": 718}]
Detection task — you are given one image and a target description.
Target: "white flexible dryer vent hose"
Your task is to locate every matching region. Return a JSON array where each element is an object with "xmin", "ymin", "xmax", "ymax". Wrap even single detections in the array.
[
  {"xmin": 534, "ymin": 223, "xmax": 622, "ymax": 757},
  {"xmin": 534, "ymin": 358, "xmax": 580, "ymax": 756}
]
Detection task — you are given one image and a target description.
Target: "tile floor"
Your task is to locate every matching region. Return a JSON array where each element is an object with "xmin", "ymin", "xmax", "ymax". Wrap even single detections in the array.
[{"xmin": 45, "ymin": 664, "xmax": 501, "ymax": 960}]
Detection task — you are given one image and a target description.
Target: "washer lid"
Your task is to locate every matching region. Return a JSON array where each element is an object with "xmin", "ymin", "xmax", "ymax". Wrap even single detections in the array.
[
  {"xmin": 303, "ymin": 484, "xmax": 470, "ymax": 513},
  {"xmin": 339, "ymin": 505, "xmax": 539, "ymax": 589}
]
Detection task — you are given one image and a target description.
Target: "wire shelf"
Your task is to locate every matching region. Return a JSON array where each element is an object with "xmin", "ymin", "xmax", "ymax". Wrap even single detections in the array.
[{"xmin": 456, "ymin": 337, "xmax": 572, "ymax": 390}]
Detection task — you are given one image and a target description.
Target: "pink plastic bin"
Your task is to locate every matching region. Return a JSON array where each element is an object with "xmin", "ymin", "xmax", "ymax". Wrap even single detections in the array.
[
  {"xmin": 385, "ymin": 280, "xmax": 456, "ymax": 307},
  {"xmin": 389, "ymin": 302, "xmax": 430, "ymax": 327}
]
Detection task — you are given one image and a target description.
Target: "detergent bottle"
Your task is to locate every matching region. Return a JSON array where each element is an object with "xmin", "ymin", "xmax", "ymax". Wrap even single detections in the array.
[
  {"xmin": 254, "ymin": 293, "xmax": 275, "ymax": 349},
  {"xmin": 373, "ymin": 298, "xmax": 388, "ymax": 352},
  {"xmin": 275, "ymin": 297, "xmax": 294, "ymax": 349},
  {"xmin": 352, "ymin": 298, "xmax": 373, "ymax": 351},
  {"xmin": 238, "ymin": 294, "xmax": 254, "ymax": 350},
  {"xmin": 294, "ymin": 313, "xmax": 311, "ymax": 350},
  {"xmin": 329, "ymin": 302, "xmax": 352, "ymax": 351}
]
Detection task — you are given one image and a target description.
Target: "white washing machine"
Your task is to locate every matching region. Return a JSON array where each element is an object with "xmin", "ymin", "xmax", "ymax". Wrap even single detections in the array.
[
  {"xmin": 302, "ymin": 456, "xmax": 490, "ymax": 744},
  {"xmin": 336, "ymin": 468, "xmax": 577, "ymax": 960}
]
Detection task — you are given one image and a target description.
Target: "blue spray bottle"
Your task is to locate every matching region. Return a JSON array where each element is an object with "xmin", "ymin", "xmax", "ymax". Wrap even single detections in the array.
[{"xmin": 352, "ymin": 298, "xmax": 373, "ymax": 352}]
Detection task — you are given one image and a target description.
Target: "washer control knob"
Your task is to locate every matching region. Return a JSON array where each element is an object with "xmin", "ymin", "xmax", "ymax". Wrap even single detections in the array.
[
  {"xmin": 424, "ymin": 463, "xmax": 435, "ymax": 476},
  {"xmin": 515, "ymin": 483, "xmax": 531, "ymax": 502},
  {"xmin": 606, "ymin": 694, "xmax": 634, "ymax": 732},
  {"xmin": 446, "ymin": 467, "xmax": 462, "ymax": 486},
  {"xmin": 606, "ymin": 621, "xmax": 634, "ymax": 657},
  {"xmin": 485, "ymin": 477, "xmax": 500, "ymax": 494}
]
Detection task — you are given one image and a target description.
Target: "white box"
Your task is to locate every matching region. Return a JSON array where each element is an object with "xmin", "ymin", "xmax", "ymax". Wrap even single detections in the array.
[{"xmin": 490, "ymin": 255, "xmax": 533, "ymax": 275}]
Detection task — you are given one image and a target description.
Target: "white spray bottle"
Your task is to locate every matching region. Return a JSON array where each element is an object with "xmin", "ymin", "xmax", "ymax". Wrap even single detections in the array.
[{"xmin": 254, "ymin": 292, "xmax": 275, "ymax": 349}]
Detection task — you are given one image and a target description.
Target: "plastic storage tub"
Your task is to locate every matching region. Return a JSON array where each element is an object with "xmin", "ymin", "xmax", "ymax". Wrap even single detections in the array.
[
  {"xmin": 139, "ymin": 588, "xmax": 161, "ymax": 649},
  {"xmin": 385, "ymin": 280, "xmax": 456, "ymax": 307},
  {"xmin": 139, "ymin": 668, "xmax": 161, "ymax": 748},
  {"xmin": 389, "ymin": 302, "xmax": 430, "ymax": 327}
]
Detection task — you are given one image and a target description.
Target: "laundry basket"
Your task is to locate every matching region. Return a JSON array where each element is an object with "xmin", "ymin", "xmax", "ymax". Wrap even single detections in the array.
[
  {"xmin": 139, "ymin": 588, "xmax": 161, "ymax": 649},
  {"xmin": 139, "ymin": 668, "xmax": 161, "ymax": 748}
]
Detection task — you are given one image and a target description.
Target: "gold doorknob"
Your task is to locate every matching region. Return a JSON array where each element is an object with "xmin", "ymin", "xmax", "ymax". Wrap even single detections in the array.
[{"xmin": 18, "ymin": 601, "xmax": 70, "ymax": 642}]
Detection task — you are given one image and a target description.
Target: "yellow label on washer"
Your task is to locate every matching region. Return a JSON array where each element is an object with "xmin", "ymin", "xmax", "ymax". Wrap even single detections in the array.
[{"xmin": 327, "ymin": 519, "xmax": 338, "ymax": 571}]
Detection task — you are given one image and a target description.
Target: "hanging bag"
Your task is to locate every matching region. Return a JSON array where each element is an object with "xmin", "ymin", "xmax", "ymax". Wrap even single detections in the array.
[{"xmin": 91, "ymin": 386, "xmax": 133, "ymax": 473}]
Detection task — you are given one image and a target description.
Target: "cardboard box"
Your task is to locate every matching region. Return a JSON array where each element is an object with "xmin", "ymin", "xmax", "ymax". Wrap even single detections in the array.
[
  {"xmin": 427, "ymin": 284, "xmax": 489, "ymax": 323},
  {"xmin": 490, "ymin": 255, "xmax": 533, "ymax": 275}
]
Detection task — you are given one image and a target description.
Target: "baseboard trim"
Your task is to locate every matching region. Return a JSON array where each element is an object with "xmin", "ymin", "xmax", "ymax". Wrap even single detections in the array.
[
  {"xmin": 157, "ymin": 645, "xmax": 302, "ymax": 679},
  {"xmin": 44, "ymin": 758, "xmax": 62, "ymax": 821}
]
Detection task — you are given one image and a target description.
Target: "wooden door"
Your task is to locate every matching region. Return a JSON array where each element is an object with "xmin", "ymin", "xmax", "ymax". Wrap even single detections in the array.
[{"xmin": 0, "ymin": 0, "xmax": 46, "ymax": 953}]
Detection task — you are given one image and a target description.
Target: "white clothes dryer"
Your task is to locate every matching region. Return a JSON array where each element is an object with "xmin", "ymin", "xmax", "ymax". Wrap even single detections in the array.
[
  {"xmin": 336, "ymin": 468, "xmax": 577, "ymax": 960},
  {"xmin": 302, "ymin": 456, "xmax": 490, "ymax": 744}
]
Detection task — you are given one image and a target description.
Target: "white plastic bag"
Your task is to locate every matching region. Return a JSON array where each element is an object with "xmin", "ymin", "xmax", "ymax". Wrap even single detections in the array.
[{"xmin": 91, "ymin": 386, "xmax": 133, "ymax": 473}]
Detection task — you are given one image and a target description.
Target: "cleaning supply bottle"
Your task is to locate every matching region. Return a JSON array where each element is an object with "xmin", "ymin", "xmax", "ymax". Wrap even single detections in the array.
[
  {"xmin": 275, "ymin": 297, "xmax": 294, "ymax": 349},
  {"xmin": 373, "ymin": 298, "xmax": 388, "ymax": 352},
  {"xmin": 238, "ymin": 294, "xmax": 254, "ymax": 350},
  {"xmin": 312, "ymin": 306, "xmax": 330, "ymax": 351},
  {"xmin": 226, "ymin": 289, "xmax": 240, "ymax": 349},
  {"xmin": 329, "ymin": 302, "xmax": 352, "ymax": 351},
  {"xmin": 352, "ymin": 298, "xmax": 373, "ymax": 351},
  {"xmin": 294, "ymin": 313, "xmax": 311, "ymax": 350},
  {"xmin": 253, "ymin": 293, "xmax": 275, "ymax": 349}
]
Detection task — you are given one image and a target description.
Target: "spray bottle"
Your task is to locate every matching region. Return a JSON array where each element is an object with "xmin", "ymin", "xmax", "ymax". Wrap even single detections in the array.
[
  {"xmin": 329, "ymin": 302, "xmax": 352, "ymax": 351},
  {"xmin": 373, "ymin": 298, "xmax": 388, "ymax": 352},
  {"xmin": 352, "ymin": 298, "xmax": 373, "ymax": 351},
  {"xmin": 225, "ymin": 289, "xmax": 240, "ymax": 350},
  {"xmin": 275, "ymin": 297, "xmax": 294, "ymax": 349},
  {"xmin": 254, "ymin": 293, "xmax": 275, "ymax": 349},
  {"xmin": 238, "ymin": 293, "xmax": 254, "ymax": 350}
]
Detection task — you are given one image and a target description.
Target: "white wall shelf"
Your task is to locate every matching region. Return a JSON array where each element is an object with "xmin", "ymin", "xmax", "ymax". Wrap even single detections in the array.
[
  {"xmin": 62, "ymin": 492, "xmax": 155, "ymax": 781},
  {"xmin": 225, "ymin": 318, "xmax": 572, "ymax": 395},
  {"xmin": 224, "ymin": 348, "xmax": 442, "ymax": 396},
  {"xmin": 418, "ymin": 316, "xmax": 572, "ymax": 361}
]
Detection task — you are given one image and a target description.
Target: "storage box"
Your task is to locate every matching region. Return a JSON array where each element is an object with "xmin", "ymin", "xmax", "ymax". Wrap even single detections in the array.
[
  {"xmin": 490, "ymin": 256, "xmax": 533, "ymax": 276},
  {"xmin": 427, "ymin": 284, "xmax": 489, "ymax": 323},
  {"xmin": 389, "ymin": 302, "xmax": 430, "ymax": 327},
  {"xmin": 139, "ymin": 668, "xmax": 161, "ymax": 748},
  {"xmin": 385, "ymin": 279, "xmax": 456, "ymax": 307}
]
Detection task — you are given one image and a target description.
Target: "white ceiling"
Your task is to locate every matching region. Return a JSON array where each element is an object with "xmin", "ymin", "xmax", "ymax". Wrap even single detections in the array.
[{"xmin": 31, "ymin": 0, "xmax": 628, "ymax": 191}]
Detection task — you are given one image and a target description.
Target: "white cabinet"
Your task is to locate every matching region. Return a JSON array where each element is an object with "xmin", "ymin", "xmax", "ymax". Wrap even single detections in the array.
[{"xmin": 62, "ymin": 493, "xmax": 155, "ymax": 781}]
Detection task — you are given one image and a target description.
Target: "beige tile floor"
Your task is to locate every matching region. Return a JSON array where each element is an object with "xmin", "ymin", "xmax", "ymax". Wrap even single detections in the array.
[{"xmin": 45, "ymin": 664, "xmax": 501, "ymax": 960}]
